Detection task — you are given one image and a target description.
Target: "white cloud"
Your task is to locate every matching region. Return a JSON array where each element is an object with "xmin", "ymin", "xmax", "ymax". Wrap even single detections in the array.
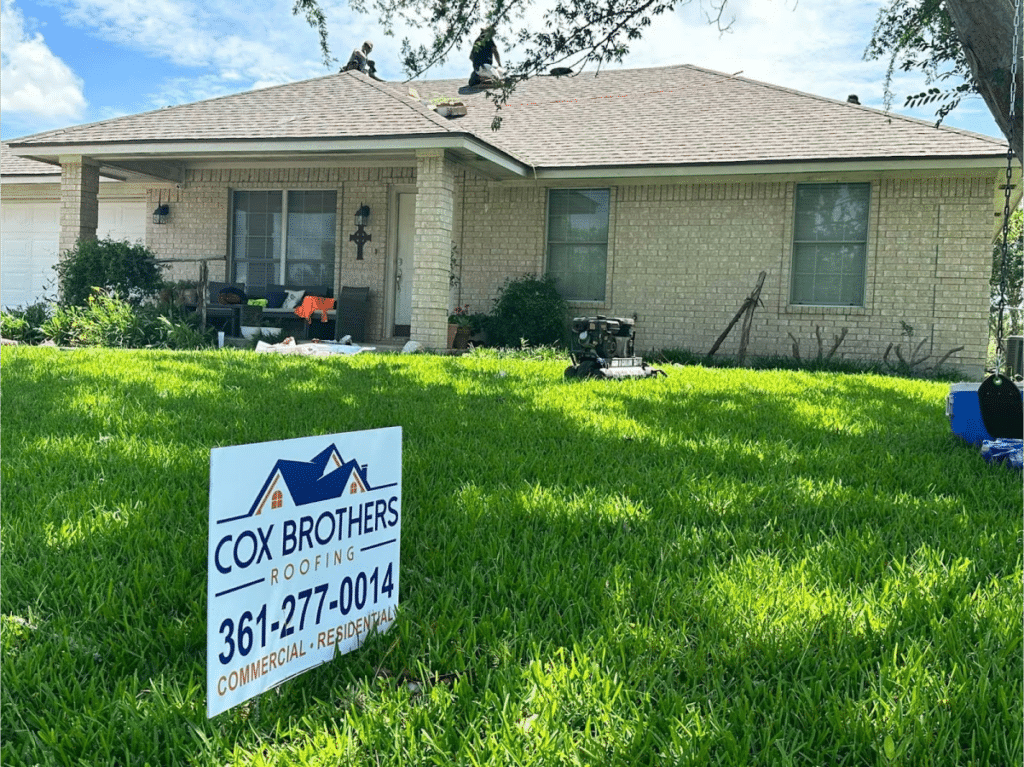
[
  {"xmin": 1, "ymin": 0, "xmax": 87, "ymax": 126},
  {"xmin": 55, "ymin": 0, "xmax": 325, "ymax": 87}
]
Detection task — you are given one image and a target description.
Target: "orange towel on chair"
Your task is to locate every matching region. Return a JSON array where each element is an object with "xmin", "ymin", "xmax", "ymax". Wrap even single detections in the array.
[{"xmin": 294, "ymin": 296, "xmax": 336, "ymax": 324}]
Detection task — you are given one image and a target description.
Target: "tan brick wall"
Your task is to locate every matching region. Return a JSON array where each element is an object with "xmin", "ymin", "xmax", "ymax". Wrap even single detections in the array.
[
  {"xmin": 411, "ymin": 150, "xmax": 456, "ymax": 348},
  {"xmin": 129, "ymin": 161, "xmax": 997, "ymax": 371},
  {"xmin": 449, "ymin": 170, "xmax": 996, "ymax": 376},
  {"xmin": 144, "ymin": 165, "xmax": 414, "ymax": 341},
  {"xmin": 58, "ymin": 157, "xmax": 100, "ymax": 255},
  {"xmin": 450, "ymin": 172, "xmax": 547, "ymax": 316}
]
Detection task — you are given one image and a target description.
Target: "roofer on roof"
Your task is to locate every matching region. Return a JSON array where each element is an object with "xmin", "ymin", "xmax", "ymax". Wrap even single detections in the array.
[
  {"xmin": 343, "ymin": 41, "xmax": 384, "ymax": 81},
  {"xmin": 469, "ymin": 25, "xmax": 505, "ymax": 87}
]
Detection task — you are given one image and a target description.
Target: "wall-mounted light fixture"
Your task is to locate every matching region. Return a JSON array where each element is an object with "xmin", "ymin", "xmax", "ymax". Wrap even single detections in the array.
[
  {"xmin": 350, "ymin": 203, "xmax": 372, "ymax": 260},
  {"xmin": 152, "ymin": 203, "xmax": 170, "ymax": 225}
]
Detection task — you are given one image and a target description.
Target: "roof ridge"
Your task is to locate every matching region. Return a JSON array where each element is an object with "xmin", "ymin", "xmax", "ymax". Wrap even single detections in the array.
[
  {"xmin": 351, "ymin": 73, "xmax": 461, "ymax": 132},
  {"xmin": 367, "ymin": 75, "xmax": 544, "ymax": 165}
]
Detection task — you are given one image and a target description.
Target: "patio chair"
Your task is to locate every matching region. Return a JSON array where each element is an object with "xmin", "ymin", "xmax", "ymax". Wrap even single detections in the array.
[
  {"xmin": 337, "ymin": 286, "xmax": 370, "ymax": 342},
  {"xmin": 204, "ymin": 281, "xmax": 247, "ymax": 336}
]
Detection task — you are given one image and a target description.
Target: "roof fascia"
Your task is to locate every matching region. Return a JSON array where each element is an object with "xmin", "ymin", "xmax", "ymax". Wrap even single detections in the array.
[
  {"xmin": 536, "ymin": 156, "xmax": 1009, "ymax": 180},
  {"xmin": 0, "ymin": 174, "xmax": 61, "ymax": 184},
  {"xmin": 8, "ymin": 135, "xmax": 530, "ymax": 178}
]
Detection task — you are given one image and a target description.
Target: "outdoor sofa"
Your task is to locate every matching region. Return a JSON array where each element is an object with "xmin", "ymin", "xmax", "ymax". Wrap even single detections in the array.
[{"xmin": 201, "ymin": 282, "xmax": 370, "ymax": 341}]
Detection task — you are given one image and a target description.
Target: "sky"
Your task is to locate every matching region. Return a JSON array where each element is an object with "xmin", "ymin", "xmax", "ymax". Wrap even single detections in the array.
[{"xmin": 0, "ymin": 0, "xmax": 1005, "ymax": 143}]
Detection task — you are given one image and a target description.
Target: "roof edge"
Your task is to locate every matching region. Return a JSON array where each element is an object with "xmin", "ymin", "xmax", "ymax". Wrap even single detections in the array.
[{"xmin": 536, "ymin": 155, "xmax": 1009, "ymax": 179}]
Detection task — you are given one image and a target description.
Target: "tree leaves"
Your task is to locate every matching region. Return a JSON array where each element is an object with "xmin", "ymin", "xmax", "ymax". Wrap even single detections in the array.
[{"xmin": 864, "ymin": 0, "xmax": 976, "ymax": 124}]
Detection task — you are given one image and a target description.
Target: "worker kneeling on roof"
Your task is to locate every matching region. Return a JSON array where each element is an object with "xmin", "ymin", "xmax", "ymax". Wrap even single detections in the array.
[
  {"xmin": 469, "ymin": 25, "xmax": 505, "ymax": 87},
  {"xmin": 343, "ymin": 40, "xmax": 384, "ymax": 81}
]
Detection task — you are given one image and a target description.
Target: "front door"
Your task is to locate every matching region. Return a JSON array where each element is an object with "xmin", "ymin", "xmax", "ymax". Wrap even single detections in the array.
[{"xmin": 393, "ymin": 192, "xmax": 416, "ymax": 336}]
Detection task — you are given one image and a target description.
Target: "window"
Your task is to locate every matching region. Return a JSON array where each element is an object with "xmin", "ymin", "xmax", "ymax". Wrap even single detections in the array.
[
  {"xmin": 271, "ymin": 490, "xmax": 283, "ymax": 509},
  {"xmin": 547, "ymin": 189, "xmax": 610, "ymax": 301},
  {"xmin": 790, "ymin": 183, "xmax": 870, "ymax": 306},
  {"xmin": 232, "ymin": 190, "xmax": 337, "ymax": 290}
]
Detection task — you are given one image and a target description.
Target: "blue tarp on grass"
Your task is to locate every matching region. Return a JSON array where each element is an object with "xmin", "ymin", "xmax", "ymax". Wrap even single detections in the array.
[{"xmin": 981, "ymin": 439, "xmax": 1023, "ymax": 470}]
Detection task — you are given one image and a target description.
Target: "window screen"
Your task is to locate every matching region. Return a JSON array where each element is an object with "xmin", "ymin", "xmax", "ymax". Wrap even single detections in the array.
[
  {"xmin": 791, "ymin": 183, "xmax": 870, "ymax": 306},
  {"xmin": 547, "ymin": 189, "xmax": 610, "ymax": 302},
  {"xmin": 232, "ymin": 190, "xmax": 337, "ymax": 290}
]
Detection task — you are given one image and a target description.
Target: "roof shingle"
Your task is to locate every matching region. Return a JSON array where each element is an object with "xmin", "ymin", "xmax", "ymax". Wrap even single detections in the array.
[{"xmin": 7, "ymin": 64, "xmax": 1007, "ymax": 170}]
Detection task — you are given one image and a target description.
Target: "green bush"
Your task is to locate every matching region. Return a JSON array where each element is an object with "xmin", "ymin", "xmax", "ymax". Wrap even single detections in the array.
[
  {"xmin": 487, "ymin": 274, "xmax": 570, "ymax": 348},
  {"xmin": 0, "ymin": 314, "xmax": 31, "ymax": 343},
  {"xmin": 40, "ymin": 290, "xmax": 214, "ymax": 349},
  {"xmin": 55, "ymin": 237, "xmax": 166, "ymax": 307},
  {"xmin": 0, "ymin": 302, "xmax": 50, "ymax": 344}
]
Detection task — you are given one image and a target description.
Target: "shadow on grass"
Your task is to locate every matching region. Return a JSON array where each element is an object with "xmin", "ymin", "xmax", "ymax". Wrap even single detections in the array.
[{"xmin": 1, "ymin": 348, "xmax": 1020, "ymax": 765}]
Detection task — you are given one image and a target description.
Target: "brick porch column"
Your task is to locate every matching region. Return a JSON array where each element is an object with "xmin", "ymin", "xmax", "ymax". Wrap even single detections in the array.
[
  {"xmin": 58, "ymin": 155, "xmax": 100, "ymax": 255},
  {"xmin": 411, "ymin": 149, "xmax": 456, "ymax": 349}
]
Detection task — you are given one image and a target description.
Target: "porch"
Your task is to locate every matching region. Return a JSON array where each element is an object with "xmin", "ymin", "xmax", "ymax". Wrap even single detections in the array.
[{"xmin": 50, "ymin": 143, "xmax": 520, "ymax": 351}]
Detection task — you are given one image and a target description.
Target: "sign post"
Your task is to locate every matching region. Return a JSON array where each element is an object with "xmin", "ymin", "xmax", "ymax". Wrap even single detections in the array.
[{"xmin": 206, "ymin": 427, "xmax": 401, "ymax": 718}]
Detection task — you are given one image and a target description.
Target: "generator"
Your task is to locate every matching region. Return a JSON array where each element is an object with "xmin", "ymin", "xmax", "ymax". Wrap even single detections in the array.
[{"xmin": 564, "ymin": 316, "xmax": 665, "ymax": 380}]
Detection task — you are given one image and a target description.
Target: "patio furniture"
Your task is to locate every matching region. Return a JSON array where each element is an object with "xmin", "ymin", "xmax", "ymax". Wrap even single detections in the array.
[
  {"xmin": 337, "ymin": 286, "xmax": 370, "ymax": 342},
  {"xmin": 204, "ymin": 281, "xmax": 247, "ymax": 336},
  {"xmin": 261, "ymin": 284, "xmax": 333, "ymax": 339}
]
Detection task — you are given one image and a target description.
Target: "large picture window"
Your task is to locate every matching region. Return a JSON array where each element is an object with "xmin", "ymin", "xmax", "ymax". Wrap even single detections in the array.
[
  {"xmin": 791, "ymin": 183, "xmax": 870, "ymax": 306},
  {"xmin": 546, "ymin": 188, "xmax": 610, "ymax": 302},
  {"xmin": 232, "ymin": 190, "xmax": 337, "ymax": 289}
]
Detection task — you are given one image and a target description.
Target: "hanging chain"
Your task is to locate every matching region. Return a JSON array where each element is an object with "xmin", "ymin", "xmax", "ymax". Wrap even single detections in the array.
[{"xmin": 996, "ymin": 0, "xmax": 1022, "ymax": 372}]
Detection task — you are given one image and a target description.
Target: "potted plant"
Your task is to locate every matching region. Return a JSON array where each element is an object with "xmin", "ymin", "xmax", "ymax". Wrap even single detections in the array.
[
  {"xmin": 448, "ymin": 304, "xmax": 472, "ymax": 349},
  {"xmin": 467, "ymin": 312, "xmax": 490, "ymax": 345}
]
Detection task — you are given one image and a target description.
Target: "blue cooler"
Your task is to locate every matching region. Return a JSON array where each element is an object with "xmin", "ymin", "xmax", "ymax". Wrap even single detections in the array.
[{"xmin": 947, "ymin": 381, "xmax": 1024, "ymax": 445}]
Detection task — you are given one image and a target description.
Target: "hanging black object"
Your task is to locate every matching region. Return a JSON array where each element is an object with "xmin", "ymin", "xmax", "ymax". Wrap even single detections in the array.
[{"xmin": 977, "ymin": 374, "xmax": 1023, "ymax": 440}]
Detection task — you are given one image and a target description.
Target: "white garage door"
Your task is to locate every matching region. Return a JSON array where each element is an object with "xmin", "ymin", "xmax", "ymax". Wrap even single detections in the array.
[
  {"xmin": 98, "ymin": 200, "xmax": 148, "ymax": 244},
  {"xmin": 1, "ymin": 197, "xmax": 148, "ymax": 310},
  {"xmin": 1, "ymin": 200, "xmax": 59, "ymax": 310}
]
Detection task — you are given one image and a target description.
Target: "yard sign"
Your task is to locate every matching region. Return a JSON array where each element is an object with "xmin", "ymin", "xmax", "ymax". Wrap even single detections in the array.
[{"xmin": 207, "ymin": 427, "xmax": 401, "ymax": 718}]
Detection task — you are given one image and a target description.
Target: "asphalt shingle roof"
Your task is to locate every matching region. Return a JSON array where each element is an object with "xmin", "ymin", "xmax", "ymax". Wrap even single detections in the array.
[
  {"xmin": 8, "ymin": 64, "xmax": 1008, "ymax": 171},
  {"xmin": 410, "ymin": 65, "xmax": 1008, "ymax": 167},
  {"xmin": 10, "ymin": 71, "xmax": 460, "ymax": 146},
  {"xmin": 1, "ymin": 143, "xmax": 60, "ymax": 175}
]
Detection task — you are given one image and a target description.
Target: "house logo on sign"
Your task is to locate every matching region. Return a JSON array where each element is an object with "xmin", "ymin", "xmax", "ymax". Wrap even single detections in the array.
[{"xmin": 218, "ymin": 444, "xmax": 394, "ymax": 524}]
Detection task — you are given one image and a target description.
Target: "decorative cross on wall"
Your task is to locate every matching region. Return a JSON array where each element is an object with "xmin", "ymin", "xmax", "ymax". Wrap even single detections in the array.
[
  {"xmin": 349, "ymin": 203, "xmax": 372, "ymax": 260},
  {"xmin": 349, "ymin": 226, "xmax": 371, "ymax": 260}
]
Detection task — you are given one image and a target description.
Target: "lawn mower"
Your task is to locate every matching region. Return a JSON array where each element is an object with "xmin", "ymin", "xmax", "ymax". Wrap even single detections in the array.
[{"xmin": 564, "ymin": 316, "xmax": 665, "ymax": 380}]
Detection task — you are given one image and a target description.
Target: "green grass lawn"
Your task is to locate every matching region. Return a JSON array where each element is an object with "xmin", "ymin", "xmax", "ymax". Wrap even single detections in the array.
[{"xmin": 1, "ymin": 347, "xmax": 1020, "ymax": 766}]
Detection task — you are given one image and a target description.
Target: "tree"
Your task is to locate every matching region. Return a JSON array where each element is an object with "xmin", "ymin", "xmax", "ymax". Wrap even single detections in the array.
[
  {"xmin": 865, "ymin": 0, "xmax": 1022, "ymax": 162},
  {"xmin": 293, "ymin": 0, "xmax": 730, "ymax": 129},
  {"xmin": 992, "ymin": 207, "xmax": 1023, "ymax": 339},
  {"xmin": 294, "ymin": 0, "xmax": 1022, "ymax": 152}
]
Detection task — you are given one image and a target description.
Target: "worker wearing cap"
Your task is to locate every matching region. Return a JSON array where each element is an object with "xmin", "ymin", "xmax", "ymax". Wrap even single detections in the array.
[{"xmin": 343, "ymin": 41, "xmax": 383, "ymax": 81}]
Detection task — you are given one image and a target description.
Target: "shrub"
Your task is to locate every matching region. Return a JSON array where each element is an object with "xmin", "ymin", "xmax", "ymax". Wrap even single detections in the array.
[
  {"xmin": 0, "ymin": 313, "xmax": 31, "ymax": 343},
  {"xmin": 991, "ymin": 207, "xmax": 1023, "ymax": 340},
  {"xmin": 488, "ymin": 274, "xmax": 569, "ymax": 348},
  {"xmin": 55, "ymin": 237, "xmax": 166, "ymax": 307},
  {"xmin": 40, "ymin": 290, "xmax": 214, "ymax": 349},
  {"xmin": 0, "ymin": 302, "xmax": 50, "ymax": 344}
]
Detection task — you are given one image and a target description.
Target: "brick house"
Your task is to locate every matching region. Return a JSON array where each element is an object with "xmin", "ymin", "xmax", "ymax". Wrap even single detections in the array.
[{"xmin": 5, "ymin": 65, "xmax": 1020, "ymax": 373}]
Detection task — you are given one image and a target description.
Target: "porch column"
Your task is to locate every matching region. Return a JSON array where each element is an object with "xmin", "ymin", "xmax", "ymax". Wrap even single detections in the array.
[
  {"xmin": 411, "ymin": 149, "xmax": 456, "ymax": 349},
  {"xmin": 58, "ymin": 155, "xmax": 100, "ymax": 255}
]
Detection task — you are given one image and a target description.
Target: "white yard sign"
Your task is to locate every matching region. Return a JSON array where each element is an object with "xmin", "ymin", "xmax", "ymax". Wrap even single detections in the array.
[{"xmin": 207, "ymin": 427, "xmax": 401, "ymax": 718}]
